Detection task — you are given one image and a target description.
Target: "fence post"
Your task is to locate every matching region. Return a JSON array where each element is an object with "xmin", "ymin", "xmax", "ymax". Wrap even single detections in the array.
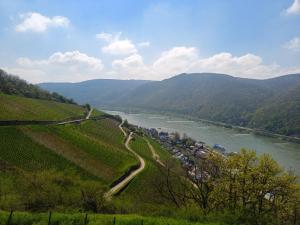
[
  {"xmin": 113, "ymin": 216, "xmax": 116, "ymax": 225},
  {"xmin": 84, "ymin": 213, "xmax": 88, "ymax": 225},
  {"xmin": 141, "ymin": 219, "xmax": 144, "ymax": 225},
  {"xmin": 6, "ymin": 210, "xmax": 13, "ymax": 225},
  {"xmin": 48, "ymin": 211, "xmax": 52, "ymax": 225}
]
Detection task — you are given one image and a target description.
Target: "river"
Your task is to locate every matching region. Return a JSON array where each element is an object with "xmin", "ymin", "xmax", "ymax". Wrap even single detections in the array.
[{"xmin": 105, "ymin": 110, "xmax": 300, "ymax": 175}]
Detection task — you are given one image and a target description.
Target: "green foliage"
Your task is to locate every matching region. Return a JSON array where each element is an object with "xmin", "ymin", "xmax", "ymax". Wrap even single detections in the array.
[
  {"xmin": 154, "ymin": 149, "xmax": 300, "ymax": 225},
  {"xmin": 0, "ymin": 69, "xmax": 76, "ymax": 104}
]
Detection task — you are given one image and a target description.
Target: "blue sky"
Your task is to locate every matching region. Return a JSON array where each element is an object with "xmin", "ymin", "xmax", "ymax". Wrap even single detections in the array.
[{"xmin": 0, "ymin": 0, "xmax": 299, "ymax": 83}]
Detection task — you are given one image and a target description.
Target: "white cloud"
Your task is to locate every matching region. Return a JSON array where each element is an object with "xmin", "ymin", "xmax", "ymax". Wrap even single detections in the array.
[
  {"xmin": 285, "ymin": 0, "xmax": 300, "ymax": 15},
  {"xmin": 97, "ymin": 32, "xmax": 138, "ymax": 55},
  {"xmin": 138, "ymin": 42, "xmax": 150, "ymax": 48},
  {"xmin": 111, "ymin": 54, "xmax": 154, "ymax": 79},
  {"xmin": 14, "ymin": 51, "xmax": 103, "ymax": 83},
  {"xmin": 191, "ymin": 53, "xmax": 281, "ymax": 78},
  {"xmin": 6, "ymin": 47, "xmax": 300, "ymax": 83},
  {"xmin": 15, "ymin": 12, "xmax": 70, "ymax": 32},
  {"xmin": 102, "ymin": 39, "xmax": 137, "ymax": 55},
  {"xmin": 110, "ymin": 47, "xmax": 300, "ymax": 80},
  {"xmin": 283, "ymin": 37, "xmax": 300, "ymax": 51},
  {"xmin": 153, "ymin": 47, "xmax": 198, "ymax": 77}
]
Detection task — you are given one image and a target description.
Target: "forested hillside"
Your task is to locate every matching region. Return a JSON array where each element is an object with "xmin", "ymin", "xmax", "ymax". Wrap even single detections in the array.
[{"xmin": 40, "ymin": 73, "xmax": 300, "ymax": 137}]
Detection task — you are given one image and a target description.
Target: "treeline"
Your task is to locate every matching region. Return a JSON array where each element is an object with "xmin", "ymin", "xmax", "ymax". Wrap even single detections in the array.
[
  {"xmin": 0, "ymin": 69, "xmax": 76, "ymax": 104},
  {"xmin": 153, "ymin": 149, "xmax": 299, "ymax": 225}
]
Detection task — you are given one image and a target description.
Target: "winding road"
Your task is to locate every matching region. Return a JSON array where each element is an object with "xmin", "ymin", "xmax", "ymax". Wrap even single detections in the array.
[{"xmin": 104, "ymin": 122, "xmax": 146, "ymax": 199}]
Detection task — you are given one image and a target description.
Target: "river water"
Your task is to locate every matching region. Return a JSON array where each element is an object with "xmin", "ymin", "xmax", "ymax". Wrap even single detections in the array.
[{"xmin": 105, "ymin": 110, "xmax": 300, "ymax": 175}]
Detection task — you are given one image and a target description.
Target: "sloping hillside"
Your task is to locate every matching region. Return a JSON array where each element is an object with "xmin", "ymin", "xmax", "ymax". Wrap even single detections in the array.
[
  {"xmin": 0, "ymin": 93, "xmax": 86, "ymax": 120},
  {"xmin": 0, "ymin": 71, "xmax": 139, "ymax": 211},
  {"xmin": 0, "ymin": 69, "xmax": 85, "ymax": 121}
]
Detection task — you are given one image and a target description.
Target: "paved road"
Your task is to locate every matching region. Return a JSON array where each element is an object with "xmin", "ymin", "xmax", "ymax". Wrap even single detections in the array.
[{"xmin": 105, "ymin": 123, "xmax": 146, "ymax": 199}]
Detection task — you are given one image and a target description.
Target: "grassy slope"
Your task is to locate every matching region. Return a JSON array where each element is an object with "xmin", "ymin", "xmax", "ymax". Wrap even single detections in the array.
[
  {"xmin": 0, "ymin": 93, "xmax": 86, "ymax": 120},
  {"xmin": 0, "ymin": 211, "xmax": 219, "ymax": 225}
]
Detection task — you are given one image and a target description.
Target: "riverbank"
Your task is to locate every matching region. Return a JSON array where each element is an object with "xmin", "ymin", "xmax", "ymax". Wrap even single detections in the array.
[{"xmin": 101, "ymin": 106, "xmax": 300, "ymax": 144}]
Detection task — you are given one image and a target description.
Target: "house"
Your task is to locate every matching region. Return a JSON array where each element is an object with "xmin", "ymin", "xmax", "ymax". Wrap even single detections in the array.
[{"xmin": 159, "ymin": 131, "xmax": 169, "ymax": 141}]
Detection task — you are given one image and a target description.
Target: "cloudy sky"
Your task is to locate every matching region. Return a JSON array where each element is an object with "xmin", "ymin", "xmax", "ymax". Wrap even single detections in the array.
[{"xmin": 0, "ymin": 0, "xmax": 300, "ymax": 83}]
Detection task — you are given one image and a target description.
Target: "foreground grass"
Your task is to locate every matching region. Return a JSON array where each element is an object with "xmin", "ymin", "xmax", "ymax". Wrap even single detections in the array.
[
  {"xmin": 0, "ymin": 211, "xmax": 220, "ymax": 225},
  {"xmin": 0, "ymin": 93, "xmax": 86, "ymax": 120}
]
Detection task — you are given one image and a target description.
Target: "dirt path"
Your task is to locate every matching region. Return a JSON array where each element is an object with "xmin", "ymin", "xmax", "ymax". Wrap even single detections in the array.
[
  {"xmin": 105, "ymin": 123, "xmax": 146, "ymax": 199},
  {"xmin": 57, "ymin": 108, "xmax": 93, "ymax": 125},
  {"xmin": 145, "ymin": 139, "xmax": 165, "ymax": 167}
]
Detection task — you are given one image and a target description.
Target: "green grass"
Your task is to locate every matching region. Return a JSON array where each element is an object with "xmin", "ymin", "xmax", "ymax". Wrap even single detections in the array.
[
  {"xmin": 146, "ymin": 137, "xmax": 172, "ymax": 162},
  {"xmin": 90, "ymin": 109, "xmax": 104, "ymax": 117},
  {"xmin": 0, "ymin": 211, "xmax": 220, "ymax": 225},
  {"xmin": 0, "ymin": 93, "xmax": 86, "ymax": 120}
]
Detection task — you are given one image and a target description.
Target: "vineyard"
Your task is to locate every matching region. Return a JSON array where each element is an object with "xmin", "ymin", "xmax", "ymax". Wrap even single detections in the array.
[{"xmin": 0, "ymin": 118, "xmax": 137, "ymax": 185}]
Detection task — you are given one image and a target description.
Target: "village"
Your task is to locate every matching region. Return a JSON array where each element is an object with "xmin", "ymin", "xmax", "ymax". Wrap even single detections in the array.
[{"xmin": 141, "ymin": 127, "xmax": 227, "ymax": 181}]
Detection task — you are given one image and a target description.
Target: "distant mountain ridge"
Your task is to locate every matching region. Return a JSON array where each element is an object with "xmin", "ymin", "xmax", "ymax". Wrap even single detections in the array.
[
  {"xmin": 39, "ymin": 73, "xmax": 300, "ymax": 137},
  {"xmin": 40, "ymin": 79, "xmax": 151, "ymax": 106}
]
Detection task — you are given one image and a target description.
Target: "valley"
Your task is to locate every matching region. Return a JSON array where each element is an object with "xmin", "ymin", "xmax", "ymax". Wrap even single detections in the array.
[{"xmin": 105, "ymin": 110, "xmax": 300, "ymax": 175}]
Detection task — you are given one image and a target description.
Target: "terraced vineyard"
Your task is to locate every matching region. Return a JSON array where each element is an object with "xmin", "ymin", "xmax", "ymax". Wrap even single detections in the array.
[
  {"xmin": 0, "ymin": 119, "xmax": 137, "ymax": 184},
  {"xmin": 0, "ymin": 93, "xmax": 86, "ymax": 121}
]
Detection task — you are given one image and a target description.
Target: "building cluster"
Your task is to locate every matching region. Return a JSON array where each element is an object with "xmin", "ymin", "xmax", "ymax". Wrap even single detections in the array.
[{"xmin": 143, "ymin": 127, "xmax": 225, "ymax": 181}]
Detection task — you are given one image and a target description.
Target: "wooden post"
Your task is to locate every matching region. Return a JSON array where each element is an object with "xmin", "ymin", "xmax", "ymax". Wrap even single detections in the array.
[
  {"xmin": 6, "ymin": 210, "xmax": 13, "ymax": 225},
  {"xmin": 141, "ymin": 219, "xmax": 144, "ymax": 225},
  {"xmin": 84, "ymin": 213, "xmax": 88, "ymax": 225},
  {"xmin": 48, "ymin": 211, "xmax": 52, "ymax": 225},
  {"xmin": 113, "ymin": 216, "xmax": 116, "ymax": 225}
]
